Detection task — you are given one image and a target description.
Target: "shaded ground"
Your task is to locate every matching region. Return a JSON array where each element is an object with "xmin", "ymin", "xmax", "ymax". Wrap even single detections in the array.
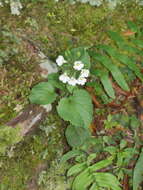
[{"xmin": 0, "ymin": 1, "xmax": 143, "ymax": 189}]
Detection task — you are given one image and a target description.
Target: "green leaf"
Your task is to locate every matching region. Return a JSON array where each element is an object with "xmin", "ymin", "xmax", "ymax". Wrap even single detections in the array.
[
  {"xmin": 60, "ymin": 150, "xmax": 84, "ymax": 163},
  {"xmin": 120, "ymin": 139, "xmax": 127, "ymax": 149},
  {"xmin": 65, "ymin": 47, "xmax": 91, "ymax": 69},
  {"xmin": 104, "ymin": 146, "xmax": 117, "ymax": 154},
  {"xmin": 65, "ymin": 125, "xmax": 90, "ymax": 147},
  {"xmin": 87, "ymin": 153, "xmax": 97, "ymax": 165},
  {"xmin": 93, "ymin": 172, "xmax": 121, "ymax": 190},
  {"xmin": 93, "ymin": 53, "xmax": 129, "ymax": 91},
  {"xmin": 100, "ymin": 72, "xmax": 115, "ymax": 98},
  {"xmin": 57, "ymin": 89, "xmax": 93, "ymax": 128},
  {"xmin": 67, "ymin": 162, "xmax": 87, "ymax": 177},
  {"xmin": 89, "ymin": 157, "xmax": 112, "ymax": 172},
  {"xmin": 93, "ymin": 70, "xmax": 115, "ymax": 99},
  {"xmin": 133, "ymin": 148, "xmax": 143, "ymax": 190},
  {"xmin": 29, "ymin": 82, "xmax": 57, "ymax": 105},
  {"xmin": 72, "ymin": 169, "xmax": 93, "ymax": 190}
]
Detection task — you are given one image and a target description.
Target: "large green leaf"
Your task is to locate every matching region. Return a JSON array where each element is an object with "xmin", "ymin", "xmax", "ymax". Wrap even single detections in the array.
[
  {"xmin": 133, "ymin": 148, "xmax": 143, "ymax": 190},
  {"xmin": 92, "ymin": 69, "xmax": 115, "ymax": 99},
  {"xmin": 93, "ymin": 53, "xmax": 129, "ymax": 91},
  {"xmin": 100, "ymin": 72, "xmax": 115, "ymax": 99},
  {"xmin": 67, "ymin": 162, "xmax": 87, "ymax": 177},
  {"xmin": 89, "ymin": 158, "xmax": 112, "ymax": 172},
  {"xmin": 64, "ymin": 47, "xmax": 91, "ymax": 69},
  {"xmin": 72, "ymin": 169, "xmax": 93, "ymax": 190},
  {"xmin": 57, "ymin": 89, "xmax": 93, "ymax": 128},
  {"xmin": 65, "ymin": 125, "xmax": 90, "ymax": 147},
  {"xmin": 29, "ymin": 82, "xmax": 57, "ymax": 105},
  {"xmin": 93, "ymin": 172, "xmax": 121, "ymax": 190},
  {"xmin": 87, "ymin": 153, "xmax": 97, "ymax": 165},
  {"xmin": 60, "ymin": 150, "xmax": 83, "ymax": 163}
]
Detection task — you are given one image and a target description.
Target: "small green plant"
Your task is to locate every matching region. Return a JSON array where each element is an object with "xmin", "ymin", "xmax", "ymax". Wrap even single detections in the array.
[
  {"xmin": 104, "ymin": 114, "xmax": 119, "ymax": 129},
  {"xmin": 104, "ymin": 139, "xmax": 137, "ymax": 178},
  {"xmin": 30, "ymin": 47, "xmax": 94, "ymax": 137},
  {"xmin": 61, "ymin": 150, "xmax": 121, "ymax": 190}
]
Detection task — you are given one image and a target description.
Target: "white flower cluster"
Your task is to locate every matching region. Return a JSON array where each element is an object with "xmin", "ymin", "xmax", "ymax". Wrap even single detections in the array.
[
  {"xmin": 10, "ymin": 0, "xmax": 22, "ymax": 15},
  {"xmin": 56, "ymin": 55, "xmax": 90, "ymax": 86}
]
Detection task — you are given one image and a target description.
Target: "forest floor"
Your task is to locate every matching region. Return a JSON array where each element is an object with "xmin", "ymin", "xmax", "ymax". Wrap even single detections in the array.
[{"xmin": 0, "ymin": 1, "xmax": 143, "ymax": 190}]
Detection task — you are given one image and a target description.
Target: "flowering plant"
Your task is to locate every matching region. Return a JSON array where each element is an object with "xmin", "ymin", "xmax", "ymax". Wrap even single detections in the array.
[{"xmin": 29, "ymin": 47, "xmax": 93, "ymax": 143}]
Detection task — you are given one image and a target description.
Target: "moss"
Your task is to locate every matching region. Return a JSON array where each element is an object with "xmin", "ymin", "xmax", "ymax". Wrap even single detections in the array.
[
  {"xmin": 0, "ymin": 125, "xmax": 23, "ymax": 154},
  {"xmin": 0, "ymin": 112, "xmax": 67, "ymax": 190}
]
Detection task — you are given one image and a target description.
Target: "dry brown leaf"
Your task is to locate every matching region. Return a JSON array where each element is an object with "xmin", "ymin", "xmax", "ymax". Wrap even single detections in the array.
[{"xmin": 122, "ymin": 30, "xmax": 136, "ymax": 36}]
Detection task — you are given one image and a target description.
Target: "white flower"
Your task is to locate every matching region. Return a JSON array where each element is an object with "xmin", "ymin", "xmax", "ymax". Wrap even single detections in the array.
[
  {"xmin": 56, "ymin": 55, "xmax": 67, "ymax": 66},
  {"xmin": 59, "ymin": 73, "xmax": 70, "ymax": 83},
  {"xmin": 68, "ymin": 77, "xmax": 77, "ymax": 86},
  {"xmin": 77, "ymin": 77, "xmax": 87, "ymax": 85},
  {"xmin": 0, "ymin": 1, "xmax": 3, "ymax": 7},
  {"xmin": 80, "ymin": 69, "xmax": 89, "ymax": 78},
  {"xmin": 73, "ymin": 61, "xmax": 84, "ymax": 71},
  {"xmin": 10, "ymin": 0, "xmax": 23, "ymax": 15},
  {"xmin": 11, "ymin": 8, "xmax": 20, "ymax": 15}
]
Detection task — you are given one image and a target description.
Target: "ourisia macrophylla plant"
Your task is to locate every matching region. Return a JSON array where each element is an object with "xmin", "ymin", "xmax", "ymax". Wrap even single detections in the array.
[
  {"xmin": 29, "ymin": 47, "xmax": 93, "ymax": 132},
  {"xmin": 56, "ymin": 55, "xmax": 90, "ymax": 86}
]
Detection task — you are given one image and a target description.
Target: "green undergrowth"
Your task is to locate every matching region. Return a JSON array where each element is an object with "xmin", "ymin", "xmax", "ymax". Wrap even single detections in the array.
[
  {"xmin": 1, "ymin": 1, "xmax": 143, "ymax": 123},
  {"xmin": 0, "ymin": 0, "xmax": 143, "ymax": 189},
  {"xmin": 1, "ymin": 1, "xmax": 143, "ymax": 121}
]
